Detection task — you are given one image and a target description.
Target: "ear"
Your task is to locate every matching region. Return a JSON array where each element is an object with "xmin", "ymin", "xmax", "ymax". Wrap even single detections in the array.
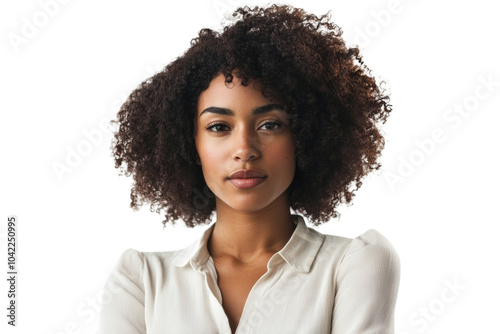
[{"xmin": 195, "ymin": 153, "xmax": 201, "ymax": 165}]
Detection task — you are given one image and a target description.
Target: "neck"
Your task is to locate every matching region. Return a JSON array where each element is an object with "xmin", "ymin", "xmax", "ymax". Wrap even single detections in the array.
[{"xmin": 207, "ymin": 195, "xmax": 296, "ymax": 265}]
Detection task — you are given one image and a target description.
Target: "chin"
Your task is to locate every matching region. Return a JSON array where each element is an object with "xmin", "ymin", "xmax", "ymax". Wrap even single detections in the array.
[{"xmin": 217, "ymin": 196, "xmax": 274, "ymax": 212}]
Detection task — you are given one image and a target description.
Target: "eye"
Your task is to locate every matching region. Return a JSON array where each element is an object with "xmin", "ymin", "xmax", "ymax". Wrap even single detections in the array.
[
  {"xmin": 205, "ymin": 121, "xmax": 284, "ymax": 133},
  {"xmin": 260, "ymin": 121, "xmax": 283, "ymax": 131},
  {"xmin": 205, "ymin": 123, "xmax": 229, "ymax": 132}
]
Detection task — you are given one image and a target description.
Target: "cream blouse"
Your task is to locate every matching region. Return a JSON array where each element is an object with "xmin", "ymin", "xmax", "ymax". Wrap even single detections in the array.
[{"xmin": 97, "ymin": 214, "xmax": 400, "ymax": 333}]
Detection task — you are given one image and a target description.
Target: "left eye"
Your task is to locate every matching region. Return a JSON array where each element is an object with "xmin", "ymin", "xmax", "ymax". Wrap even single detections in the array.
[{"xmin": 260, "ymin": 121, "xmax": 283, "ymax": 130}]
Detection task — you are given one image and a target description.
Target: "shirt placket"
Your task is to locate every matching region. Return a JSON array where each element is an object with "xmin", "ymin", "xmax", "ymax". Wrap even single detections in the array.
[
  {"xmin": 235, "ymin": 253, "xmax": 284, "ymax": 334},
  {"xmin": 197, "ymin": 257, "xmax": 233, "ymax": 334}
]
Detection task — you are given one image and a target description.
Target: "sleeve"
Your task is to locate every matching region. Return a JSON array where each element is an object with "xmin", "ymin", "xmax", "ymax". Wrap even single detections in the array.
[
  {"xmin": 97, "ymin": 248, "xmax": 146, "ymax": 334},
  {"xmin": 331, "ymin": 230, "xmax": 401, "ymax": 334}
]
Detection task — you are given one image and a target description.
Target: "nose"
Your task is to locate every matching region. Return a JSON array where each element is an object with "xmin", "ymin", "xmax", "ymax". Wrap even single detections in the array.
[{"xmin": 232, "ymin": 129, "xmax": 260, "ymax": 162}]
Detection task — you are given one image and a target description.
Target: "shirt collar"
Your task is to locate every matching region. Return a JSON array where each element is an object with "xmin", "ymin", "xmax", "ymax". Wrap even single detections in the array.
[{"xmin": 172, "ymin": 214, "xmax": 325, "ymax": 273}]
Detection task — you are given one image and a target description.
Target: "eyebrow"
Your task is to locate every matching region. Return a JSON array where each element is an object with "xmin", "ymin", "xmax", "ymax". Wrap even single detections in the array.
[{"xmin": 199, "ymin": 103, "xmax": 286, "ymax": 117}]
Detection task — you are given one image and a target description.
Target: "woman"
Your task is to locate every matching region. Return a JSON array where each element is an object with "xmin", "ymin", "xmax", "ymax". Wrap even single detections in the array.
[{"xmin": 98, "ymin": 4, "xmax": 400, "ymax": 333}]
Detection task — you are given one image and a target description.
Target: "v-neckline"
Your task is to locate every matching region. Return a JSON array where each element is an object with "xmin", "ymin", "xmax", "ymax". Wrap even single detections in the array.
[{"xmin": 206, "ymin": 254, "xmax": 276, "ymax": 333}]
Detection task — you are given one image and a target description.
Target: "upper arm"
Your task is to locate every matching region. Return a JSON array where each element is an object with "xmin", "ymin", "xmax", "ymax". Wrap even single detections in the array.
[
  {"xmin": 97, "ymin": 249, "xmax": 146, "ymax": 334},
  {"xmin": 331, "ymin": 230, "xmax": 400, "ymax": 334}
]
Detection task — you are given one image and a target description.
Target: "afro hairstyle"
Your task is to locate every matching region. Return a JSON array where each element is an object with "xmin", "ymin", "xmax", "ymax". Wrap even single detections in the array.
[{"xmin": 110, "ymin": 4, "xmax": 392, "ymax": 227}]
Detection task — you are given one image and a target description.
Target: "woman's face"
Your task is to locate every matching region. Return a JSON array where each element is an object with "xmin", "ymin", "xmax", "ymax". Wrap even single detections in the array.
[{"xmin": 194, "ymin": 73, "xmax": 296, "ymax": 213}]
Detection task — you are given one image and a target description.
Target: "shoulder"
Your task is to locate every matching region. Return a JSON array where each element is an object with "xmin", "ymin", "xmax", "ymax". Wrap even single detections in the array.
[
  {"xmin": 112, "ymin": 247, "xmax": 188, "ymax": 277},
  {"xmin": 106, "ymin": 249, "xmax": 146, "ymax": 291},
  {"xmin": 319, "ymin": 229, "xmax": 399, "ymax": 269},
  {"xmin": 114, "ymin": 248, "xmax": 145, "ymax": 267},
  {"xmin": 115, "ymin": 247, "xmax": 185, "ymax": 265},
  {"xmin": 347, "ymin": 229, "xmax": 399, "ymax": 260},
  {"xmin": 336, "ymin": 229, "xmax": 400, "ymax": 286},
  {"xmin": 109, "ymin": 249, "xmax": 144, "ymax": 278},
  {"xmin": 329, "ymin": 230, "xmax": 401, "ymax": 332}
]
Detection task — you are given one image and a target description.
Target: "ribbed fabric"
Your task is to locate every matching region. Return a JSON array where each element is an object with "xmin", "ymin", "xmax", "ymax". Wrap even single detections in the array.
[{"xmin": 97, "ymin": 214, "xmax": 400, "ymax": 334}]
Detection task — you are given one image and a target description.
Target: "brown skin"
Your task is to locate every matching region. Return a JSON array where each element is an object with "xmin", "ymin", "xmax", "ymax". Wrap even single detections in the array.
[
  {"xmin": 196, "ymin": 73, "xmax": 297, "ymax": 332},
  {"xmin": 111, "ymin": 5, "xmax": 393, "ymax": 332},
  {"xmin": 195, "ymin": 73, "xmax": 296, "ymax": 262},
  {"xmin": 110, "ymin": 4, "xmax": 392, "ymax": 229},
  {"xmin": 209, "ymin": 256, "xmax": 271, "ymax": 333}
]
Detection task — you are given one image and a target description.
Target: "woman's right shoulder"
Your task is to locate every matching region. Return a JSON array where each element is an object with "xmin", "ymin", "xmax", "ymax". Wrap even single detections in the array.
[
  {"xmin": 112, "ymin": 248, "xmax": 184, "ymax": 273},
  {"xmin": 115, "ymin": 248, "xmax": 144, "ymax": 263}
]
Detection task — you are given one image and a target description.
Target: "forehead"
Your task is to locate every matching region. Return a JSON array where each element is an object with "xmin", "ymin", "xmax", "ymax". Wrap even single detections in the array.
[{"xmin": 197, "ymin": 74, "xmax": 272, "ymax": 112}]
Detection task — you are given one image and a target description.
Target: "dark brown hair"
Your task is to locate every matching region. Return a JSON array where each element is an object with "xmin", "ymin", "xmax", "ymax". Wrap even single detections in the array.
[{"xmin": 110, "ymin": 4, "xmax": 392, "ymax": 227}]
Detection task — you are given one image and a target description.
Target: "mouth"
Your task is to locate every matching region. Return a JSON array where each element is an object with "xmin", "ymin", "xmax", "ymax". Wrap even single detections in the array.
[
  {"xmin": 228, "ymin": 169, "xmax": 266, "ymax": 179},
  {"xmin": 228, "ymin": 177, "xmax": 267, "ymax": 189}
]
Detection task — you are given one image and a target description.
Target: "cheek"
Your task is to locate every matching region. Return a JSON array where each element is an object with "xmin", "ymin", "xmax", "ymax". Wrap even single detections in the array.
[
  {"xmin": 197, "ymin": 142, "xmax": 225, "ymax": 169},
  {"xmin": 268, "ymin": 140, "xmax": 296, "ymax": 169}
]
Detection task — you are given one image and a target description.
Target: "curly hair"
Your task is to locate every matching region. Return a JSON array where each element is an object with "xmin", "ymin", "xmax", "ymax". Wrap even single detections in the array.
[{"xmin": 110, "ymin": 4, "xmax": 392, "ymax": 228}]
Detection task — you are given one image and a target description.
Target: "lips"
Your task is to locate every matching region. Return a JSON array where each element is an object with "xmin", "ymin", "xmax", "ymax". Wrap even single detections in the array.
[
  {"xmin": 228, "ymin": 177, "xmax": 266, "ymax": 189},
  {"xmin": 228, "ymin": 169, "xmax": 267, "ymax": 179}
]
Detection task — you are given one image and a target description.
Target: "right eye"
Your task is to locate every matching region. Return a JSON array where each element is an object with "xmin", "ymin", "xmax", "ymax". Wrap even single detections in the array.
[{"xmin": 205, "ymin": 123, "xmax": 229, "ymax": 132}]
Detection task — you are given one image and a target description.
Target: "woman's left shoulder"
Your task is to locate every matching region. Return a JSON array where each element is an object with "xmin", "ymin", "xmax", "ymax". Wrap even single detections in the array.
[
  {"xmin": 349, "ymin": 229, "xmax": 398, "ymax": 254},
  {"xmin": 341, "ymin": 229, "xmax": 400, "ymax": 274},
  {"xmin": 328, "ymin": 229, "xmax": 401, "ymax": 333}
]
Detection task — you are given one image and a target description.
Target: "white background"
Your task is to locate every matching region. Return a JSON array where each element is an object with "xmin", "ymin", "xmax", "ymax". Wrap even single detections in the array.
[{"xmin": 1, "ymin": 0, "xmax": 499, "ymax": 333}]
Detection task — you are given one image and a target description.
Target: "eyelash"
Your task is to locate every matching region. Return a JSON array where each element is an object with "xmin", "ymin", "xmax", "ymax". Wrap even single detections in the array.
[{"xmin": 205, "ymin": 121, "xmax": 284, "ymax": 133}]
